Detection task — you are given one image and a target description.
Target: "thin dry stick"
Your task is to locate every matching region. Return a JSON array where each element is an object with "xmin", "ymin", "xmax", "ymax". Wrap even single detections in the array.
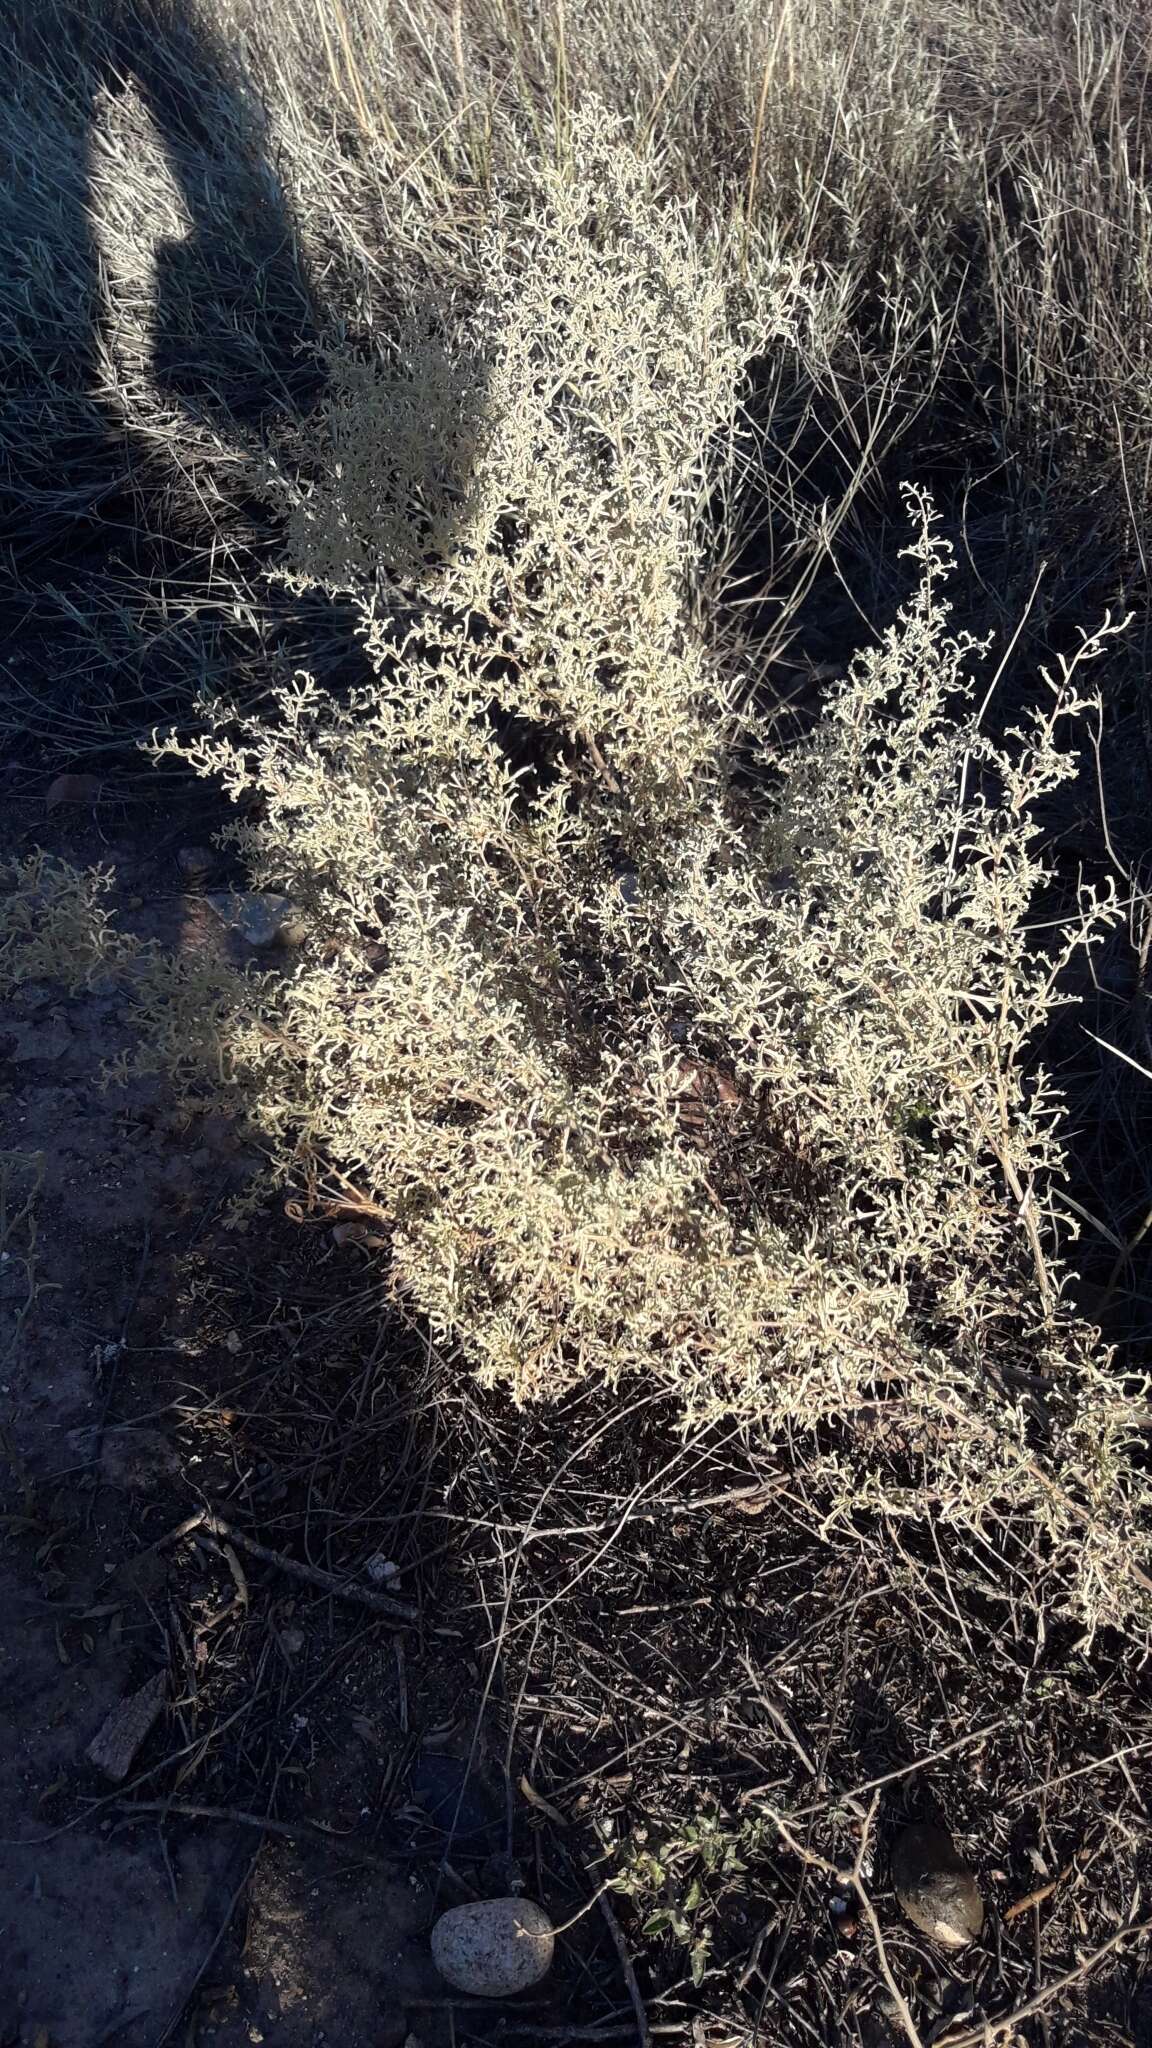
[
  {"xmin": 86, "ymin": 1223, "xmax": 151, "ymax": 1527},
  {"xmin": 1082, "ymin": 1025, "xmax": 1152, "ymax": 1085},
  {"xmin": 115, "ymin": 1798, "xmax": 404, "ymax": 1869},
  {"xmin": 314, "ymin": 0, "xmax": 346, "ymax": 118},
  {"xmin": 597, "ymin": 1889, "xmax": 650, "ymax": 2048},
  {"xmin": 641, "ymin": 26, "xmax": 699, "ymax": 150},
  {"xmin": 853, "ymin": 1884, "xmax": 923, "ymax": 2048},
  {"xmin": 483, "ymin": 2030, "xmax": 635, "ymax": 2043},
  {"xmin": 1003, "ymin": 1856, "xmax": 1078, "ymax": 1924},
  {"xmin": 151, "ymin": 1844, "xmax": 262, "ymax": 2048},
  {"xmin": 745, "ymin": 0, "xmax": 797, "ymax": 236},
  {"xmin": 330, "ymin": 0, "xmax": 375, "ymax": 138},
  {"xmin": 743, "ymin": 49, "xmax": 772, "ymax": 236},
  {"xmin": 937, "ymin": 1914, "xmax": 1152, "ymax": 2048},
  {"xmin": 1102, "ymin": 1198, "xmax": 1152, "ymax": 1310},
  {"xmin": 770, "ymin": 1804, "xmax": 923, "ymax": 2048},
  {"xmin": 1005, "ymin": 1735, "xmax": 1152, "ymax": 1806},
  {"xmin": 741, "ymin": 1651, "xmax": 818, "ymax": 1776},
  {"xmin": 847, "ymin": 1799, "xmax": 923, "ymax": 2048},
  {"xmin": 156, "ymin": 1509, "xmax": 419, "ymax": 1622},
  {"xmin": 780, "ymin": 1714, "xmax": 1012, "ymax": 1818}
]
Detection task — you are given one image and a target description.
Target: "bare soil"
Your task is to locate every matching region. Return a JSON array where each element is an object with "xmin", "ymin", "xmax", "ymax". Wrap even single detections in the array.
[{"xmin": 0, "ymin": 775, "xmax": 457, "ymax": 2048}]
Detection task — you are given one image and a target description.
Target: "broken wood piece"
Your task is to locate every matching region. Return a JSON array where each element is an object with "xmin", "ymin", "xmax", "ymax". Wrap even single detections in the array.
[
  {"xmin": 86, "ymin": 1670, "xmax": 167, "ymax": 1782},
  {"xmin": 1003, "ymin": 1854, "xmax": 1079, "ymax": 1923},
  {"xmin": 154, "ymin": 1509, "xmax": 420, "ymax": 1623}
]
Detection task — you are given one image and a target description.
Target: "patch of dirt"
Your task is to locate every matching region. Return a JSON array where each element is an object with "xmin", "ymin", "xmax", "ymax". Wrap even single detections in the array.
[{"xmin": 0, "ymin": 777, "xmax": 460, "ymax": 2048}]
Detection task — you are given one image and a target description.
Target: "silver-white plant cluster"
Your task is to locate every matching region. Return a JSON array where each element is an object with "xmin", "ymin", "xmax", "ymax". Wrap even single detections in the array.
[{"xmin": 104, "ymin": 112, "xmax": 1150, "ymax": 1625}]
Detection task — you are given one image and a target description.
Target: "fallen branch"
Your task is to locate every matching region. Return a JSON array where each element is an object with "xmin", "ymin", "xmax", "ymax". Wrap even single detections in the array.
[
  {"xmin": 154, "ymin": 1509, "xmax": 419, "ymax": 1622},
  {"xmin": 115, "ymin": 1797, "xmax": 405, "ymax": 1869},
  {"xmin": 938, "ymin": 1915, "xmax": 1152, "ymax": 2047},
  {"xmin": 597, "ymin": 1887, "xmax": 650, "ymax": 2048}
]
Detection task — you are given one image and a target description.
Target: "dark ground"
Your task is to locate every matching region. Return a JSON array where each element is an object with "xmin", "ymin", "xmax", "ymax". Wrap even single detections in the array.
[{"xmin": 0, "ymin": 773, "xmax": 483, "ymax": 2048}]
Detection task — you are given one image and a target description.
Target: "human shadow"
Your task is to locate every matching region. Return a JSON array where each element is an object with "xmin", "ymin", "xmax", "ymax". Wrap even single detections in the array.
[
  {"xmin": 0, "ymin": 9, "xmax": 417, "ymax": 2045},
  {"xmin": 0, "ymin": 0, "xmax": 356, "ymax": 765},
  {"xmin": 6, "ymin": 0, "xmax": 322, "ymax": 539}
]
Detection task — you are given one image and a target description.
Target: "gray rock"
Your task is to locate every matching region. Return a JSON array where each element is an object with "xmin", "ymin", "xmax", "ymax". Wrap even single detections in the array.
[
  {"xmin": 431, "ymin": 1896, "xmax": 554, "ymax": 1997},
  {"xmin": 892, "ymin": 1824, "xmax": 984, "ymax": 1949},
  {"xmin": 8, "ymin": 1010, "xmax": 71, "ymax": 1062},
  {"xmin": 176, "ymin": 845, "xmax": 216, "ymax": 880},
  {"xmin": 205, "ymin": 891, "xmax": 306, "ymax": 949}
]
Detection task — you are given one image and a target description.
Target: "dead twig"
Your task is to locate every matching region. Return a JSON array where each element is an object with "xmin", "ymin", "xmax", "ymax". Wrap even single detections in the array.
[
  {"xmin": 1003, "ymin": 1856, "xmax": 1078, "ymax": 1924},
  {"xmin": 851, "ymin": 1881, "xmax": 923, "ymax": 2048},
  {"xmin": 597, "ymin": 1887, "xmax": 650, "ymax": 2048},
  {"xmin": 770, "ymin": 1799, "xmax": 923, "ymax": 2048},
  {"xmin": 150, "ymin": 1841, "xmax": 262, "ymax": 2048},
  {"xmin": 115, "ymin": 1797, "xmax": 406, "ymax": 1869},
  {"xmin": 777, "ymin": 1714, "xmax": 1013, "ymax": 1818},
  {"xmin": 1005, "ymin": 1736, "xmax": 1152, "ymax": 1805},
  {"xmin": 85, "ymin": 1224, "xmax": 151, "ymax": 1529},
  {"xmin": 937, "ymin": 1914, "xmax": 1152, "ymax": 2046},
  {"xmin": 404, "ymin": 1998, "xmax": 553, "ymax": 2011},
  {"xmin": 485, "ymin": 2030, "xmax": 638, "ymax": 2042},
  {"xmin": 849, "ymin": 1796, "xmax": 923, "ymax": 2048},
  {"xmin": 741, "ymin": 1650, "xmax": 818, "ymax": 1776},
  {"xmin": 154, "ymin": 1509, "xmax": 419, "ymax": 1622}
]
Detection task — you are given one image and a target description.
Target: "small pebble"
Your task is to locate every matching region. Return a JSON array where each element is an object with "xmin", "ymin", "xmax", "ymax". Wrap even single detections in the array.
[
  {"xmin": 892, "ymin": 1824, "xmax": 984, "ymax": 1949},
  {"xmin": 177, "ymin": 845, "xmax": 216, "ymax": 879}
]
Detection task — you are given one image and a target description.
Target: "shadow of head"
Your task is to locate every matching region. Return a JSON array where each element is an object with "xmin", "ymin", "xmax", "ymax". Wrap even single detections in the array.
[
  {"xmin": 5, "ymin": 0, "xmax": 321, "ymax": 441},
  {"xmin": 106, "ymin": 0, "xmax": 322, "ymax": 424},
  {"xmin": 0, "ymin": 0, "xmax": 489, "ymax": 730}
]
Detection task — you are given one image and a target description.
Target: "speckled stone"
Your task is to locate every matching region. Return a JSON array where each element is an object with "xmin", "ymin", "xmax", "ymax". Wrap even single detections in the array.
[{"xmin": 431, "ymin": 1897, "xmax": 555, "ymax": 1997}]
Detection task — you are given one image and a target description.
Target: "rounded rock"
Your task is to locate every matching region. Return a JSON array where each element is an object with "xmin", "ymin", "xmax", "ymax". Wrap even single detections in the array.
[
  {"xmin": 891, "ymin": 1824, "xmax": 984, "ymax": 1949},
  {"xmin": 431, "ymin": 1896, "xmax": 555, "ymax": 1998},
  {"xmin": 205, "ymin": 890, "xmax": 306, "ymax": 949},
  {"xmin": 176, "ymin": 845, "xmax": 216, "ymax": 880}
]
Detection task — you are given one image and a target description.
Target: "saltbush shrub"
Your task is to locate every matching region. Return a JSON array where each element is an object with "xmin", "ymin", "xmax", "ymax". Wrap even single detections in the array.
[{"xmin": 9, "ymin": 113, "xmax": 1147, "ymax": 1626}]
